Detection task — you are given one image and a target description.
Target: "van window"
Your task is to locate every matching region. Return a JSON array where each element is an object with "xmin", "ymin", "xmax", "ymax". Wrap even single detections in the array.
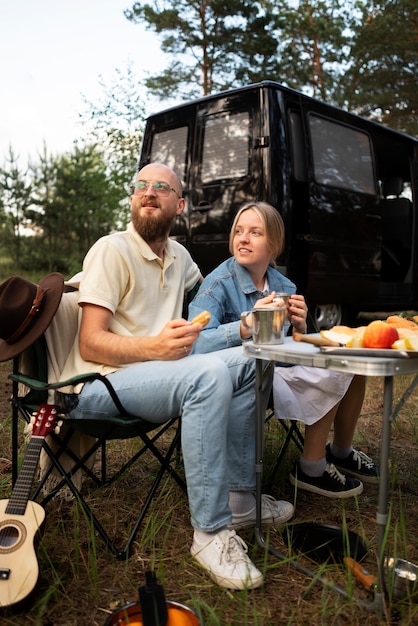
[
  {"xmin": 201, "ymin": 111, "xmax": 250, "ymax": 183},
  {"xmin": 309, "ymin": 114, "xmax": 375, "ymax": 194},
  {"xmin": 150, "ymin": 126, "xmax": 188, "ymax": 184},
  {"xmin": 289, "ymin": 111, "xmax": 307, "ymax": 182}
]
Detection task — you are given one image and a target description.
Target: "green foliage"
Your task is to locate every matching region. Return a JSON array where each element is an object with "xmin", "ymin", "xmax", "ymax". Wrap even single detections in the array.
[
  {"xmin": 125, "ymin": 0, "xmax": 281, "ymax": 97},
  {"xmin": 28, "ymin": 144, "xmax": 129, "ymax": 276},
  {"xmin": 266, "ymin": 0, "xmax": 356, "ymax": 102},
  {"xmin": 79, "ymin": 64, "xmax": 145, "ymax": 183},
  {"xmin": 1, "ymin": 1, "xmax": 416, "ymax": 280},
  {"xmin": 344, "ymin": 0, "xmax": 418, "ymax": 135},
  {"xmin": 124, "ymin": 0, "xmax": 357, "ymax": 102},
  {"xmin": 0, "ymin": 144, "xmax": 131, "ymax": 278},
  {"xmin": 124, "ymin": 0, "xmax": 417, "ymax": 136},
  {"xmin": 0, "ymin": 64, "xmax": 147, "ymax": 278},
  {"xmin": 0, "ymin": 147, "xmax": 33, "ymax": 268}
]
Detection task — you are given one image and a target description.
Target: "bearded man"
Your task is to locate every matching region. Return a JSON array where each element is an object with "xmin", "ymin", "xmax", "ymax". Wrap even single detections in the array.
[{"xmin": 60, "ymin": 162, "xmax": 293, "ymax": 590}]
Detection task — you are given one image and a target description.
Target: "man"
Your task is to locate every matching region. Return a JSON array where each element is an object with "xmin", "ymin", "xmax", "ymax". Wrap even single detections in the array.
[{"xmin": 60, "ymin": 162, "xmax": 294, "ymax": 590}]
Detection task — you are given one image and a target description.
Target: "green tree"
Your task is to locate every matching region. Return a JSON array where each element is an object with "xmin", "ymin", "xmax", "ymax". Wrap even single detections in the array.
[
  {"xmin": 124, "ymin": 0, "xmax": 360, "ymax": 102},
  {"xmin": 124, "ymin": 0, "xmax": 281, "ymax": 98},
  {"xmin": 268, "ymin": 0, "xmax": 356, "ymax": 103},
  {"xmin": 80, "ymin": 64, "xmax": 146, "ymax": 193},
  {"xmin": 344, "ymin": 0, "xmax": 418, "ymax": 135},
  {"xmin": 0, "ymin": 147, "xmax": 33, "ymax": 268},
  {"xmin": 30, "ymin": 144, "xmax": 127, "ymax": 276}
]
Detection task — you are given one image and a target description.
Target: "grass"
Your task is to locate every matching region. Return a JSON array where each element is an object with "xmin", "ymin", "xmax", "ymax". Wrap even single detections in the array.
[{"xmin": 1, "ymin": 362, "xmax": 418, "ymax": 624}]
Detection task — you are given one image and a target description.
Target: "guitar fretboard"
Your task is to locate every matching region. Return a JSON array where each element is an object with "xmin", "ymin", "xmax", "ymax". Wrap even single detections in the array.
[{"xmin": 6, "ymin": 438, "xmax": 44, "ymax": 516}]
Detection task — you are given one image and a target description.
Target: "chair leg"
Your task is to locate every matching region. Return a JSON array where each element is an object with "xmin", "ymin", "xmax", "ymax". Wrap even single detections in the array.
[
  {"xmin": 265, "ymin": 419, "xmax": 304, "ymax": 490},
  {"xmin": 32, "ymin": 422, "xmax": 185, "ymax": 560},
  {"xmin": 122, "ymin": 423, "xmax": 184, "ymax": 559}
]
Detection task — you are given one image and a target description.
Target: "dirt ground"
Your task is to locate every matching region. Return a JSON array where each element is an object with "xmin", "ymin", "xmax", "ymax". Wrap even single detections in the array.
[{"xmin": 1, "ymin": 360, "xmax": 418, "ymax": 625}]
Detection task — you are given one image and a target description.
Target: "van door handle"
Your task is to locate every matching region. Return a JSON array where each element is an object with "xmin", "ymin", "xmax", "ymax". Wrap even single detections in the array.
[{"xmin": 195, "ymin": 202, "xmax": 212, "ymax": 212}]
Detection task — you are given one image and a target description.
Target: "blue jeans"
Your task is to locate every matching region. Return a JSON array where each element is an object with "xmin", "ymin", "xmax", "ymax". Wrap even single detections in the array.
[{"xmin": 70, "ymin": 346, "xmax": 272, "ymax": 532}]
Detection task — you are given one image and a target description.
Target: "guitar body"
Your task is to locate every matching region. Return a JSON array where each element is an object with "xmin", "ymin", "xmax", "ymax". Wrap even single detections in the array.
[
  {"xmin": 0, "ymin": 404, "xmax": 59, "ymax": 608},
  {"xmin": 0, "ymin": 499, "xmax": 45, "ymax": 607}
]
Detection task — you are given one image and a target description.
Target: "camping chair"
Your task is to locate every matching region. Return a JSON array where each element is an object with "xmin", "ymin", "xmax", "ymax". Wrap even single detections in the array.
[
  {"xmin": 9, "ymin": 288, "xmax": 186, "ymax": 560},
  {"xmin": 264, "ymin": 391, "xmax": 304, "ymax": 490}
]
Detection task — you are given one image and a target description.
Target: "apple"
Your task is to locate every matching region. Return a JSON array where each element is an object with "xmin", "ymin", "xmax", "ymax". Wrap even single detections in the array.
[{"xmin": 362, "ymin": 320, "xmax": 399, "ymax": 349}]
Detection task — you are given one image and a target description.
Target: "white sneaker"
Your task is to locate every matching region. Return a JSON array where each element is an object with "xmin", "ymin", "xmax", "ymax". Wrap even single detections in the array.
[
  {"xmin": 229, "ymin": 494, "xmax": 294, "ymax": 530},
  {"xmin": 190, "ymin": 529, "xmax": 263, "ymax": 590}
]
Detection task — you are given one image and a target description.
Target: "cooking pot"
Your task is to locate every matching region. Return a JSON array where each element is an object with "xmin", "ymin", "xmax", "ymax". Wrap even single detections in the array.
[
  {"xmin": 104, "ymin": 571, "xmax": 201, "ymax": 626},
  {"xmin": 104, "ymin": 600, "xmax": 201, "ymax": 626}
]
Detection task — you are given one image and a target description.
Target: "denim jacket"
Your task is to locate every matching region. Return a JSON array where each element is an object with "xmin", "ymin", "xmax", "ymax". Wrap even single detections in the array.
[{"xmin": 189, "ymin": 257, "xmax": 296, "ymax": 354}]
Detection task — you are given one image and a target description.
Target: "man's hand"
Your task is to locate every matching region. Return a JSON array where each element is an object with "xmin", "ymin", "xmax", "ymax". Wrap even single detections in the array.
[{"xmin": 152, "ymin": 319, "xmax": 201, "ymax": 360}]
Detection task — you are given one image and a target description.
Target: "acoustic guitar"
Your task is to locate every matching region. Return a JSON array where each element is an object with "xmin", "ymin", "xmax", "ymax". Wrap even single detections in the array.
[{"xmin": 0, "ymin": 404, "xmax": 59, "ymax": 607}]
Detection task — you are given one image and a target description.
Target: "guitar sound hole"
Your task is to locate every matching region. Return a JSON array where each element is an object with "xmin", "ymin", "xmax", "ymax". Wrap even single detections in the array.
[
  {"xmin": 0, "ymin": 522, "xmax": 25, "ymax": 552},
  {"xmin": 0, "ymin": 526, "xmax": 19, "ymax": 547}
]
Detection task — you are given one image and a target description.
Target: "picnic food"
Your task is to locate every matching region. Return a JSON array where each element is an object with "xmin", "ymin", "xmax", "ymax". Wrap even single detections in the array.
[
  {"xmin": 386, "ymin": 314, "xmax": 418, "ymax": 330},
  {"xmin": 191, "ymin": 310, "xmax": 211, "ymax": 328},
  {"xmin": 362, "ymin": 321, "xmax": 399, "ymax": 349},
  {"xmin": 321, "ymin": 314, "xmax": 418, "ymax": 350}
]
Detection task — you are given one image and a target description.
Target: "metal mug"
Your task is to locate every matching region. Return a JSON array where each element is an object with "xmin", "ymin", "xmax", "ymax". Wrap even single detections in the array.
[
  {"xmin": 273, "ymin": 293, "xmax": 290, "ymax": 308},
  {"xmin": 384, "ymin": 557, "xmax": 418, "ymax": 602},
  {"xmin": 241, "ymin": 306, "xmax": 285, "ymax": 345}
]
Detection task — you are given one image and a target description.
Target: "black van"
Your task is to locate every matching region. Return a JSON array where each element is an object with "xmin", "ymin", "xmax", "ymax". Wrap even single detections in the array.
[{"xmin": 138, "ymin": 81, "xmax": 418, "ymax": 328}]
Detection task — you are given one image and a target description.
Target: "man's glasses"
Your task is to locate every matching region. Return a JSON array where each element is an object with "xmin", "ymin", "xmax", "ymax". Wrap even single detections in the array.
[{"xmin": 133, "ymin": 180, "xmax": 181, "ymax": 198}]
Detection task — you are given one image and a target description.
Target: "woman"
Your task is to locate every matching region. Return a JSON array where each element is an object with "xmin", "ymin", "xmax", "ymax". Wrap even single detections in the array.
[{"xmin": 189, "ymin": 201, "xmax": 379, "ymax": 498}]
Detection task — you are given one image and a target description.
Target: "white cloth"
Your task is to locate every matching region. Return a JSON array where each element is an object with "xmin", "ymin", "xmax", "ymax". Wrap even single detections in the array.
[{"xmin": 273, "ymin": 365, "xmax": 353, "ymax": 426}]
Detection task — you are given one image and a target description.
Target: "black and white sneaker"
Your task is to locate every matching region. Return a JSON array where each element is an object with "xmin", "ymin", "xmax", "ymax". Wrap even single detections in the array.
[
  {"xmin": 326, "ymin": 443, "xmax": 379, "ymax": 484},
  {"xmin": 289, "ymin": 462, "xmax": 364, "ymax": 498}
]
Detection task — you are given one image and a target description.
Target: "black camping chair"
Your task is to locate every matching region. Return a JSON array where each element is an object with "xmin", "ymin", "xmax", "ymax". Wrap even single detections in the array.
[
  {"xmin": 8, "ymin": 289, "xmax": 186, "ymax": 560},
  {"xmin": 264, "ymin": 391, "xmax": 305, "ymax": 490}
]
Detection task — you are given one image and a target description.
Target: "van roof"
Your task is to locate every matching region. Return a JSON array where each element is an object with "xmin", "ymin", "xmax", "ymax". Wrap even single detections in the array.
[{"xmin": 145, "ymin": 80, "xmax": 418, "ymax": 144}]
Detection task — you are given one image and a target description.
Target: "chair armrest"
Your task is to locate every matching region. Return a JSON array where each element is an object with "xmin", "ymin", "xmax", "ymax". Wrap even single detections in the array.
[{"xmin": 8, "ymin": 371, "xmax": 128, "ymax": 415}]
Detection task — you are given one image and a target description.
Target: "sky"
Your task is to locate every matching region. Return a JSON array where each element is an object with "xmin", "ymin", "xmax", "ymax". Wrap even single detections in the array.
[{"xmin": 0, "ymin": 0, "xmax": 167, "ymax": 162}]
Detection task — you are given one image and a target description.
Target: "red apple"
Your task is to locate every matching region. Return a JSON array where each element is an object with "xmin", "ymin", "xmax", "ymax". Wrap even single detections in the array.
[{"xmin": 362, "ymin": 320, "xmax": 399, "ymax": 349}]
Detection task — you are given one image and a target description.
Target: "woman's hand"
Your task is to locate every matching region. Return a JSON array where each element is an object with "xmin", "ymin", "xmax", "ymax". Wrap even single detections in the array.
[
  {"xmin": 253, "ymin": 292, "xmax": 277, "ymax": 309},
  {"xmin": 240, "ymin": 293, "xmax": 280, "ymax": 339},
  {"xmin": 288, "ymin": 294, "xmax": 308, "ymax": 334}
]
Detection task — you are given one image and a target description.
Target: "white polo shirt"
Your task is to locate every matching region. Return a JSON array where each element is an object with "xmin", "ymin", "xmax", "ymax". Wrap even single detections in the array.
[{"xmin": 60, "ymin": 222, "xmax": 200, "ymax": 379}]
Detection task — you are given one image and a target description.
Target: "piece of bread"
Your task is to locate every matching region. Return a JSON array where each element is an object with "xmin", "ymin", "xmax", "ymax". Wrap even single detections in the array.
[
  {"xmin": 386, "ymin": 315, "xmax": 418, "ymax": 330},
  {"xmin": 330, "ymin": 325, "xmax": 365, "ymax": 336},
  {"xmin": 191, "ymin": 310, "xmax": 211, "ymax": 328}
]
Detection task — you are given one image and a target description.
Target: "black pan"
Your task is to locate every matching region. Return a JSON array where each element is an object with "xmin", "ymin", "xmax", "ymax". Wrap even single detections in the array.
[{"xmin": 282, "ymin": 522, "xmax": 368, "ymax": 564}]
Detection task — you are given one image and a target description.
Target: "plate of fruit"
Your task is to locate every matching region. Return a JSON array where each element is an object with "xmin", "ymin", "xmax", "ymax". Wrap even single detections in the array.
[{"xmin": 319, "ymin": 315, "xmax": 418, "ymax": 357}]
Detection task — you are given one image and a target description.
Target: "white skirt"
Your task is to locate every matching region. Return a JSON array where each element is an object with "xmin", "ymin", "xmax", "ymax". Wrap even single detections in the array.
[{"xmin": 273, "ymin": 365, "xmax": 353, "ymax": 426}]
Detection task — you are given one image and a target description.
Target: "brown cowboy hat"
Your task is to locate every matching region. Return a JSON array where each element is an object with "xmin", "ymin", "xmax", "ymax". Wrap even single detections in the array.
[{"xmin": 0, "ymin": 273, "xmax": 64, "ymax": 362}]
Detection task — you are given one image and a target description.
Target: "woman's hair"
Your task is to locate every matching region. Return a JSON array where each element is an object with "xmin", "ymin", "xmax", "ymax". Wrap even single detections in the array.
[{"xmin": 229, "ymin": 201, "xmax": 285, "ymax": 265}]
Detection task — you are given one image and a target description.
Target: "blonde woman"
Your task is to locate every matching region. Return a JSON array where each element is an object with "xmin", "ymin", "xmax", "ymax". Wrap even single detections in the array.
[{"xmin": 189, "ymin": 201, "xmax": 379, "ymax": 498}]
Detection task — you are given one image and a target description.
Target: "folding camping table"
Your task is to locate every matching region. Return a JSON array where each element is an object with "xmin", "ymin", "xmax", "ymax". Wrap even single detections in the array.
[{"xmin": 243, "ymin": 336, "xmax": 418, "ymax": 614}]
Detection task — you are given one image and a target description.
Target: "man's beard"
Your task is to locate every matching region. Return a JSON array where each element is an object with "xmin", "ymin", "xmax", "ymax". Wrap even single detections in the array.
[{"xmin": 132, "ymin": 209, "xmax": 175, "ymax": 243}]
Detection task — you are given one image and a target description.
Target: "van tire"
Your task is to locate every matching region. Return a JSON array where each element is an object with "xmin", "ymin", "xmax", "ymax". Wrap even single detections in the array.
[{"xmin": 308, "ymin": 304, "xmax": 359, "ymax": 331}]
